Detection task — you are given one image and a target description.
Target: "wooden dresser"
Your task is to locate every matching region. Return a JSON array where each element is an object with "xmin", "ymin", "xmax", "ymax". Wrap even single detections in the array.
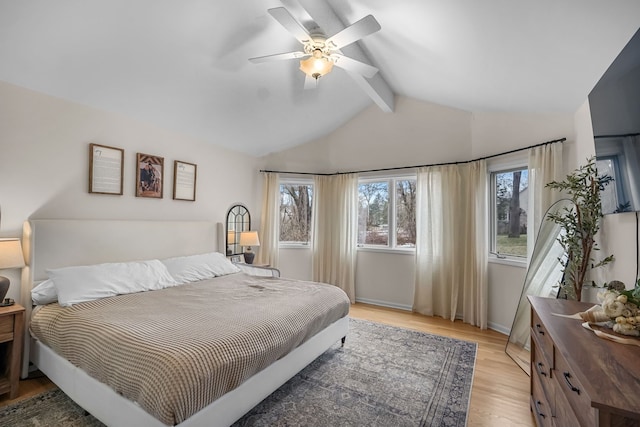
[{"xmin": 529, "ymin": 296, "xmax": 640, "ymax": 427}]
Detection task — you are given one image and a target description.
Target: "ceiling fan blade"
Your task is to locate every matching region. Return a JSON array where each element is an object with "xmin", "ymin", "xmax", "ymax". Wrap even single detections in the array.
[
  {"xmin": 268, "ymin": 7, "xmax": 312, "ymax": 45},
  {"xmin": 304, "ymin": 75, "xmax": 318, "ymax": 90},
  {"xmin": 326, "ymin": 15, "xmax": 381, "ymax": 49},
  {"xmin": 331, "ymin": 54, "xmax": 379, "ymax": 78},
  {"xmin": 249, "ymin": 51, "xmax": 308, "ymax": 64}
]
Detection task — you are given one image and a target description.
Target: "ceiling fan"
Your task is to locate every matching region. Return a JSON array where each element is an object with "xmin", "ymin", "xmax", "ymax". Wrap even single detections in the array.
[{"xmin": 249, "ymin": 7, "xmax": 381, "ymax": 89}]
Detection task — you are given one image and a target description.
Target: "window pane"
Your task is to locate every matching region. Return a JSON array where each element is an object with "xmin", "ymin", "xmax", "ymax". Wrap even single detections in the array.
[
  {"xmin": 494, "ymin": 169, "xmax": 528, "ymax": 257},
  {"xmin": 396, "ymin": 179, "xmax": 416, "ymax": 247},
  {"xmin": 358, "ymin": 182, "xmax": 389, "ymax": 246},
  {"xmin": 280, "ymin": 184, "xmax": 313, "ymax": 244}
]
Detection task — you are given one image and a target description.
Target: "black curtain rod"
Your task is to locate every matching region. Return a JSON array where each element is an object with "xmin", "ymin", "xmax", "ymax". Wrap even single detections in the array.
[
  {"xmin": 260, "ymin": 137, "xmax": 567, "ymax": 176},
  {"xmin": 594, "ymin": 132, "xmax": 640, "ymax": 139}
]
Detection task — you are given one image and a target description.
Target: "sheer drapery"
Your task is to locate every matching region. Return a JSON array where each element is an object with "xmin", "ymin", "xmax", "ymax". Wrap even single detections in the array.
[
  {"xmin": 527, "ymin": 142, "xmax": 563, "ymax": 259},
  {"xmin": 312, "ymin": 174, "xmax": 358, "ymax": 303},
  {"xmin": 256, "ymin": 172, "xmax": 280, "ymax": 267},
  {"xmin": 413, "ymin": 161, "xmax": 488, "ymax": 328}
]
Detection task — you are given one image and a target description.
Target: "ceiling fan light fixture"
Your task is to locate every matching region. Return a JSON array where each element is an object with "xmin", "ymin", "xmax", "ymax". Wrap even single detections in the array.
[{"xmin": 299, "ymin": 50, "xmax": 333, "ymax": 80}]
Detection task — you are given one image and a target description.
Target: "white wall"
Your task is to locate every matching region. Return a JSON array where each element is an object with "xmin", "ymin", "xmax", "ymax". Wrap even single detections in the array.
[
  {"xmin": 0, "ymin": 81, "xmax": 262, "ymax": 303},
  {"xmin": 264, "ymin": 95, "xmax": 578, "ymax": 332},
  {"xmin": 573, "ymin": 100, "xmax": 638, "ymax": 288}
]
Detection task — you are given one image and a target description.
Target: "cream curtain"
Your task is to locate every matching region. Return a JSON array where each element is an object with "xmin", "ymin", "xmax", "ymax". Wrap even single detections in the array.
[
  {"xmin": 413, "ymin": 161, "xmax": 488, "ymax": 328},
  {"xmin": 256, "ymin": 172, "xmax": 280, "ymax": 267},
  {"xmin": 312, "ymin": 174, "xmax": 358, "ymax": 303},
  {"xmin": 527, "ymin": 142, "xmax": 563, "ymax": 258}
]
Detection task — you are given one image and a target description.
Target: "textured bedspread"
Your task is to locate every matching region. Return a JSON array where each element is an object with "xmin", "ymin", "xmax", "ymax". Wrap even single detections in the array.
[{"xmin": 30, "ymin": 273, "xmax": 350, "ymax": 425}]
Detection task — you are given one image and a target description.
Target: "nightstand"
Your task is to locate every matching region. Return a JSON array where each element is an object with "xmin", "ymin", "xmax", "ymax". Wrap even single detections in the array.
[{"xmin": 0, "ymin": 304, "xmax": 25, "ymax": 399}]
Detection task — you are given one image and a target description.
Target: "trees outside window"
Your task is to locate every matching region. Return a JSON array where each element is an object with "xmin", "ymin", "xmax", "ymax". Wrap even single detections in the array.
[
  {"xmin": 492, "ymin": 168, "xmax": 528, "ymax": 257},
  {"xmin": 280, "ymin": 183, "xmax": 313, "ymax": 244},
  {"xmin": 358, "ymin": 178, "xmax": 416, "ymax": 249}
]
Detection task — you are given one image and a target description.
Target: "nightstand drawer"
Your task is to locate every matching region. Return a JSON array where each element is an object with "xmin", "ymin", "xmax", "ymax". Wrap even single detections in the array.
[
  {"xmin": 0, "ymin": 315, "xmax": 14, "ymax": 343},
  {"xmin": 554, "ymin": 349, "xmax": 596, "ymax": 427}
]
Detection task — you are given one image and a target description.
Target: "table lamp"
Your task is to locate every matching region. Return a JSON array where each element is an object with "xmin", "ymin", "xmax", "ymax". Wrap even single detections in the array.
[
  {"xmin": 0, "ymin": 238, "xmax": 25, "ymax": 306},
  {"xmin": 239, "ymin": 231, "xmax": 260, "ymax": 264}
]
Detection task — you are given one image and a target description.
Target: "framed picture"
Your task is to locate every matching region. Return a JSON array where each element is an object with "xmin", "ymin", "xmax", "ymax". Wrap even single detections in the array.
[
  {"xmin": 136, "ymin": 153, "xmax": 164, "ymax": 198},
  {"xmin": 89, "ymin": 143, "xmax": 124, "ymax": 195},
  {"xmin": 229, "ymin": 254, "xmax": 244, "ymax": 263},
  {"xmin": 173, "ymin": 160, "xmax": 197, "ymax": 201}
]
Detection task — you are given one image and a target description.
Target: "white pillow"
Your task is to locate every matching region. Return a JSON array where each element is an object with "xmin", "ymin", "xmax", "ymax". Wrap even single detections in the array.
[
  {"xmin": 31, "ymin": 279, "xmax": 58, "ymax": 305},
  {"xmin": 161, "ymin": 252, "xmax": 240, "ymax": 284},
  {"xmin": 48, "ymin": 259, "xmax": 178, "ymax": 307}
]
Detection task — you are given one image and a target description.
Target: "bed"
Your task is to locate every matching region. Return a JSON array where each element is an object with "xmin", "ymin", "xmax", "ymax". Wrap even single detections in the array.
[{"xmin": 20, "ymin": 219, "xmax": 350, "ymax": 427}]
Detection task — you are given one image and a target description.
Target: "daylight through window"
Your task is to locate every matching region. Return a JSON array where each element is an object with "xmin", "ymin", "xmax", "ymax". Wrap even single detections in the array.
[
  {"xmin": 491, "ymin": 168, "xmax": 528, "ymax": 257},
  {"xmin": 279, "ymin": 182, "xmax": 313, "ymax": 245}
]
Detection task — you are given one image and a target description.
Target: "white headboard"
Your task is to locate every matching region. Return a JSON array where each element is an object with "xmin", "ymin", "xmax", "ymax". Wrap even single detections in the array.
[{"xmin": 20, "ymin": 219, "xmax": 221, "ymax": 377}]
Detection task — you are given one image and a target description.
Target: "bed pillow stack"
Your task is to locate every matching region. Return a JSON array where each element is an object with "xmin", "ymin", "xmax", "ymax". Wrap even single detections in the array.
[
  {"xmin": 47, "ymin": 260, "xmax": 178, "ymax": 307},
  {"xmin": 33, "ymin": 252, "xmax": 242, "ymax": 306},
  {"xmin": 161, "ymin": 252, "xmax": 241, "ymax": 284}
]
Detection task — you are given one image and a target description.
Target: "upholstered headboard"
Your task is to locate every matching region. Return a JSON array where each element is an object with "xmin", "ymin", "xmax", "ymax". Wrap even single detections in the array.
[{"xmin": 20, "ymin": 219, "xmax": 221, "ymax": 377}]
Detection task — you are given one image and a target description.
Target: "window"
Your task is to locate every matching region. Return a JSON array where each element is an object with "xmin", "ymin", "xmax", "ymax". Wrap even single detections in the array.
[
  {"xmin": 279, "ymin": 182, "xmax": 313, "ymax": 245},
  {"xmin": 491, "ymin": 168, "xmax": 528, "ymax": 258},
  {"xmin": 358, "ymin": 177, "xmax": 416, "ymax": 249}
]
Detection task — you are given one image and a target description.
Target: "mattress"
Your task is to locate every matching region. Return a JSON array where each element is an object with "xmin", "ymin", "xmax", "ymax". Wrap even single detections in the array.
[{"xmin": 30, "ymin": 273, "xmax": 350, "ymax": 425}]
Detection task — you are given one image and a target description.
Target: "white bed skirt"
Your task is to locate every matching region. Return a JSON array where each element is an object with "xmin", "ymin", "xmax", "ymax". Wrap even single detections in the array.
[{"xmin": 31, "ymin": 316, "xmax": 349, "ymax": 427}]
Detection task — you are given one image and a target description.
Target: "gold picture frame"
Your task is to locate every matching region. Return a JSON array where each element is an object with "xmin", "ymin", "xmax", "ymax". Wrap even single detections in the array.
[
  {"xmin": 136, "ymin": 153, "xmax": 164, "ymax": 198},
  {"xmin": 89, "ymin": 143, "xmax": 124, "ymax": 195},
  {"xmin": 173, "ymin": 160, "xmax": 197, "ymax": 201}
]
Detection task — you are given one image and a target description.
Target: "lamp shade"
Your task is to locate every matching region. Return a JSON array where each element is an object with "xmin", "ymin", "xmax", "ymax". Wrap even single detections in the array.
[
  {"xmin": 0, "ymin": 238, "xmax": 25, "ymax": 269},
  {"xmin": 227, "ymin": 230, "xmax": 236, "ymax": 244},
  {"xmin": 299, "ymin": 50, "xmax": 333, "ymax": 79},
  {"xmin": 239, "ymin": 231, "xmax": 260, "ymax": 247}
]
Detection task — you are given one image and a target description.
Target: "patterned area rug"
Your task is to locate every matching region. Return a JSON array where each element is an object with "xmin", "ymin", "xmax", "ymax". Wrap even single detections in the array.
[{"xmin": 0, "ymin": 319, "xmax": 476, "ymax": 427}]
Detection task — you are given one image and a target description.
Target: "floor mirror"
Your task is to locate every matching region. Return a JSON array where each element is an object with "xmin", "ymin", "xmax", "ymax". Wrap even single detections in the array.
[{"xmin": 505, "ymin": 198, "xmax": 573, "ymax": 374}]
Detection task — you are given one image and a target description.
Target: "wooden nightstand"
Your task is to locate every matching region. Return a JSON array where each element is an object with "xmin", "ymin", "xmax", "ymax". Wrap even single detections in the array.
[{"xmin": 0, "ymin": 304, "xmax": 25, "ymax": 399}]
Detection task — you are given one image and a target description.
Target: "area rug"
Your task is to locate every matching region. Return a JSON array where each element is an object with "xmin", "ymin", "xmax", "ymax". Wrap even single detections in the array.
[{"xmin": 0, "ymin": 319, "xmax": 477, "ymax": 427}]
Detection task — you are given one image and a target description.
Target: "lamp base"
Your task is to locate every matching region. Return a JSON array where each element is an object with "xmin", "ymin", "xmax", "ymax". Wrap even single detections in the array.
[
  {"xmin": 0, "ymin": 276, "xmax": 9, "ymax": 302},
  {"xmin": 243, "ymin": 251, "xmax": 255, "ymax": 265}
]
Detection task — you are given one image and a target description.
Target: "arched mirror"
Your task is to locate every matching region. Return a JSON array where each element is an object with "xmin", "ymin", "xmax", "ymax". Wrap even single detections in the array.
[
  {"xmin": 226, "ymin": 204, "xmax": 250, "ymax": 256},
  {"xmin": 505, "ymin": 198, "xmax": 573, "ymax": 374}
]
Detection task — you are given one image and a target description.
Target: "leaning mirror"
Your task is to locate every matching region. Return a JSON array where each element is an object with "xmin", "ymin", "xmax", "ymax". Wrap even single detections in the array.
[
  {"xmin": 505, "ymin": 198, "xmax": 574, "ymax": 374},
  {"xmin": 226, "ymin": 204, "xmax": 250, "ymax": 256}
]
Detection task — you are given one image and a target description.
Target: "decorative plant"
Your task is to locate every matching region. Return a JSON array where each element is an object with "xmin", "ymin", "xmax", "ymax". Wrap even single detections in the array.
[{"xmin": 545, "ymin": 157, "xmax": 614, "ymax": 300}]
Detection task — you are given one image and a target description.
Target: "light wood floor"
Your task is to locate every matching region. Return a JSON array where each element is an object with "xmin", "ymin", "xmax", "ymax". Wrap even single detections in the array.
[{"xmin": 0, "ymin": 303, "xmax": 535, "ymax": 426}]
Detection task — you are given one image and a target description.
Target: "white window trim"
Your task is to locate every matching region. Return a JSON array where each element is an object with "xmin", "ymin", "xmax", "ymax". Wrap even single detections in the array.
[
  {"xmin": 487, "ymin": 153, "xmax": 529, "ymax": 263},
  {"xmin": 278, "ymin": 179, "xmax": 314, "ymax": 248},
  {"xmin": 357, "ymin": 175, "xmax": 416, "ymax": 251}
]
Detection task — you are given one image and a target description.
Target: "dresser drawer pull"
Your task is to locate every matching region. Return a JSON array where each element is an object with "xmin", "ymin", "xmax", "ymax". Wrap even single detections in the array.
[
  {"xmin": 563, "ymin": 372, "xmax": 580, "ymax": 395},
  {"xmin": 534, "ymin": 400, "xmax": 546, "ymax": 418},
  {"xmin": 535, "ymin": 324, "xmax": 545, "ymax": 335},
  {"xmin": 536, "ymin": 362, "xmax": 547, "ymax": 377}
]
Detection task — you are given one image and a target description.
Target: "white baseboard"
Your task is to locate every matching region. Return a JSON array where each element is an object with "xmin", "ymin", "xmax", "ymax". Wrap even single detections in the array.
[{"xmin": 355, "ymin": 297, "xmax": 412, "ymax": 311}]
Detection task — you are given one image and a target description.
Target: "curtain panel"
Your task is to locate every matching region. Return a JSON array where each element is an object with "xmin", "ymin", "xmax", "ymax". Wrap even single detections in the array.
[
  {"xmin": 257, "ymin": 172, "xmax": 280, "ymax": 267},
  {"xmin": 312, "ymin": 174, "xmax": 358, "ymax": 302},
  {"xmin": 527, "ymin": 142, "xmax": 563, "ymax": 259},
  {"xmin": 413, "ymin": 161, "xmax": 488, "ymax": 329}
]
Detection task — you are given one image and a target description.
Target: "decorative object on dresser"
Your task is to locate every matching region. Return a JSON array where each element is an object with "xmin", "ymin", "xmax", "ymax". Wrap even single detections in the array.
[
  {"xmin": 0, "ymin": 238, "xmax": 25, "ymax": 305},
  {"xmin": 545, "ymin": 157, "xmax": 615, "ymax": 301},
  {"xmin": 0, "ymin": 303, "xmax": 25, "ymax": 399},
  {"xmin": 239, "ymin": 230, "xmax": 260, "ymax": 264},
  {"xmin": 529, "ymin": 296, "xmax": 640, "ymax": 427},
  {"xmin": 505, "ymin": 199, "xmax": 573, "ymax": 374}
]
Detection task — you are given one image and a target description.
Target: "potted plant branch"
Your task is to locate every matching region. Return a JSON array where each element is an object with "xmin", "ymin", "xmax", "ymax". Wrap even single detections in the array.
[{"xmin": 545, "ymin": 157, "xmax": 614, "ymax": 301}]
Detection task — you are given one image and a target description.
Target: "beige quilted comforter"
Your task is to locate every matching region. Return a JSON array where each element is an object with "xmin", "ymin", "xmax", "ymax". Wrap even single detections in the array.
[{"xmin": 30, "ymin": 273, "xmax": 350, "ymax": 425}]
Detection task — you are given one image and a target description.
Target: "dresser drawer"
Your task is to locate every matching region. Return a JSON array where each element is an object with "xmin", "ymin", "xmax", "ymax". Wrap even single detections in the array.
[
  {"xmin": 531, "ymin": 309, "xmax": 554, "ymax": 366},
  {"xmin": 0, "ymin": 314, "xmax": 14, "ymax": 343},
  {"xmin": 554, "ymin": 349, "xmax": 596, "ymax": 426},
  {"xmin": 532, "ymin": 370, "xmax": 554, "ymax": 427},
  {"xmin": 553, "ymin": 380, "xmax": 581, "ymax": 427},
  {"xmin": 532, "ymin": 339, "xmax": 553, "ymax": 397}
]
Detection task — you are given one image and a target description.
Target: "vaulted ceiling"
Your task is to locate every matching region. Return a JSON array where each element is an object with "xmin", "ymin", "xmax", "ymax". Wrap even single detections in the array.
[{"xmin": 1, "ymin": 1, "xmax": 639, "ymax": 156}]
